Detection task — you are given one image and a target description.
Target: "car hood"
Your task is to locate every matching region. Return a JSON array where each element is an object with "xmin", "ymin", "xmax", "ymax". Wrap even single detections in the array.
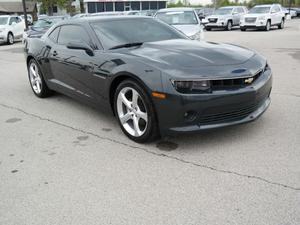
[
  {"xmin": 172, "ymin": 24, "xmax": 201, "ymax": 36},
  {"xmin": 245, "ymin": 13, "xmax": 268, "ymax": 17},
  {"xmin": 0, "ymin": 24, "xmax": 8, "ymax": 29},
  {"xmin": 126, "ymin": 39, "xmax": 255, "ymax": 68},
  {"xmin": 207, "ymin": 15, "xmax": 229, "ymax": 19}
]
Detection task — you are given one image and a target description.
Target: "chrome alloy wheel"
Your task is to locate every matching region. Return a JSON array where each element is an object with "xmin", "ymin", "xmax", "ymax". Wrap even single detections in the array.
[
  {"xmin": 117, "ymin": 87, "xmax": 148, "ymax": 137},
  {"xmin": 29, "ymin": 62, "xmax": 42, "ymax": 94}
]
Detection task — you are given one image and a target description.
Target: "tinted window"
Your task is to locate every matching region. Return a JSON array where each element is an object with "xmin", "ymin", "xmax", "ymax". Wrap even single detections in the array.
[
  {"xmin": 150, "ymin": 1, "xmax": 157, "ymax": 10},
  {"xmin": 115, "ymin": 2, "xmax": 124, "ymax": 11},
  {"xmin": 58, "ymin": 25, "xmax": 91, "ymax": 45},
  {"xmin": 9, "ymin": 17, "xmax": 18, "ymax": 25},
  {"xmin": 88, "ymin": 2, "xmax": 96, "ymax": 13},
  {"xmin": 91, "ymin": 18, "xmax": 186, "ymax": 49},
  {"xmin": 105, "ymin": 2, "xmax": 113, "ymax": 12},
  {"xmin": 237, "ymin": 8, "xmax": 244, "ymax": 13},
  {"xmin": 249, "ymin": 7, "xmax": 270, "ymax": 14},
  {"xmin": 273, "ymin": 6, "xmax": 280, "ymax": 12},
  {"xmin": 142, "ymin": 1, "xmax": 149, "ymax": 10},
  {"xmin": 131, "ymin": 2, "xmax": 140, "ymax": 10},
  {"xmin": 48, "ymin": 27, "xmax": 60, "ymax": 43}
]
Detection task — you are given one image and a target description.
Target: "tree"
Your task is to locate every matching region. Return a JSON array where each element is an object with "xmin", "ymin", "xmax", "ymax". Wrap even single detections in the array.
[{"xmin": 37, "ymin": 0, "xmax": 71, "ymax": 16}]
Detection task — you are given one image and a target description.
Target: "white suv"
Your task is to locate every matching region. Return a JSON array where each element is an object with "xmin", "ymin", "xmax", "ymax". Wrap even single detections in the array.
[
  {"xmin": 240, "ymin": 4, "xmax": 285, "ymax": 31},
  {"xmin": 0, "ymin": 15, "xmax": 25, "ymax": 44}
]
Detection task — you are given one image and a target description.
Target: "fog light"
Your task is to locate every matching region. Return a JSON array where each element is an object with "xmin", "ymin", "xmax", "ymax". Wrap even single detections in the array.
[{"xmin": 184, "ymin": 111, "xmax": 197, "ymax": 122}]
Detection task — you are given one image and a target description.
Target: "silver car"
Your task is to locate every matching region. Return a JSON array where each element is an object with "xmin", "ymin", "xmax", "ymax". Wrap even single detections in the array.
[
  {"xmin": 155, "ymin": 8, "xmax": 204, "ymax": 41},
  {"xmin": 205, "ymin": 6, "xmax": 247, "ymax": 31}
]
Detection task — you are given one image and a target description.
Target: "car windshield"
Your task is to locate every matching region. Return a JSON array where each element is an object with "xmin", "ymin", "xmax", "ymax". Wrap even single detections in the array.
[
  {"xmin": 91, "ymin": 18, "xmax": 187, "ymax": 49},
  {"xmin": 156, "ymin": 11, "xmax": 198, "ymax": 25},
  {"xmin": 249, "ymin": 7, "xmax": 271, "ymax": 14},
  {"xmin": 0, "ymin": 17, "xmax": 8, "ymax": 25},
  {"xmin": 33, "ymin": 19, "xmax": 53, "ymax": 28},
  {"xmin": 33, "ymin": 18, "xmax": 63, "ymax": 28},
  {"xmin": 214, "ymin": 8, "xmax": 233, "ymax": 15}
]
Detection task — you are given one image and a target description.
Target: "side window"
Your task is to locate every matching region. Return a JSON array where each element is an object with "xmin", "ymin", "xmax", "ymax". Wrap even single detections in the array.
[
  {"xmin": 57, "ymin": 25, "xmax": 92, "ymax": 46},
  {"xmin": 9, "ymin": 17, "xmax": 17, "ymax": 25},
  {"xmin": 48, "ymin": 27, "xmax": 60, "ymax": 43},
  {"xmin": 237, "ymin": 8, "xmax": 244, "ymax": 13},
  {"xmin": 17, "ymin": 17, "xmax": 22, "ymax": 23}
]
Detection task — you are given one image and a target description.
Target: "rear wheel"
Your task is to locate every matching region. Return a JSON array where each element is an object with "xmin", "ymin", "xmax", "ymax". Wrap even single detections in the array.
[
  {"xmin": 226, "ymin": 21, "xmax": 232, "ymax": 31},
  {"xmin": 114, "ymin": 79, "xmax": 159, "ymax": 143},
  {"xmin": 27, "ymin": 59, "xmax": 52, "ymax": 98},
  {"xmin": 278, "ymin": 19, "xmax": 284, "ymax": 29},
  {"xmin": 7, "ymin": 33, "xmax": 14, "ymax": 45}
]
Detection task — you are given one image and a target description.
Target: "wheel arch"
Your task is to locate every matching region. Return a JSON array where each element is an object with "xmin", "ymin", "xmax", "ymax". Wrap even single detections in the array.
[{"xmin": 109, "ymin": 72, "xmax": 152, "ymax": 115}]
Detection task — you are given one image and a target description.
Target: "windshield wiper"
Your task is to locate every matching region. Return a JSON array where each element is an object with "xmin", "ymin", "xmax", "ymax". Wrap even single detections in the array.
[{"xmin": 109, "ymin": 42, "xmax": 143, "ymax": 50}]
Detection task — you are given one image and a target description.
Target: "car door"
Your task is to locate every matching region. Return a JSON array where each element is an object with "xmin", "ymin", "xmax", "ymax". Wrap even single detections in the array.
[
  {"xmin": 48, "ymin": 24, "xmax": 107, "ymax": 101},
  {"xmin": 15, "ymin": 17, "xmax": 25, "ymax": 37},
  {"xmin": 232, "ymin": 8, "xmax": 240, "ymax": 25},
  {"xmin": 270, "ymin": 6, "xmax": 279, "ymax": 25}
]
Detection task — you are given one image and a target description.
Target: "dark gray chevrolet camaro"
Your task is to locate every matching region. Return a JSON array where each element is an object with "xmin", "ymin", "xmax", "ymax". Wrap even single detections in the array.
[{"xmin": 25, "ymin": 16, "xmax": 272, "ymax": 143}]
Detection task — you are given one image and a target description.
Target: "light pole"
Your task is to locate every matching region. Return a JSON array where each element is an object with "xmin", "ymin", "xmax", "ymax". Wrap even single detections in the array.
[{"xmin": 22, "ymin": 0, "xmax": 28, "ymax": 30}]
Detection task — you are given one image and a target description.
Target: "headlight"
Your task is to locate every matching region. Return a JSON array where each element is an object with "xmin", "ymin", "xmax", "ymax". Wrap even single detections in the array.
[
  {"xmin": 258, "ymin": 16, "xmax": 266, "ymax": 20},
  {"xmin": 171, "ymin": 80, "xmax": 211, "ymax": 93}
]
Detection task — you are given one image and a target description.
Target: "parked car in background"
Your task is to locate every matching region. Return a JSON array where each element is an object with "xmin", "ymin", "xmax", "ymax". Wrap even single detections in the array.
[
  {"xmin": 72, "ymin": 13, "xmax": 89, "ymax": 18},
  {"xmin": 240, "ymin": 4, "xmax": 285, "ymax": 31},
  {"xmin": 205, "ymin": 6, "xmax": 247, "ymax": 31},
  {"xmin": 23, "ymin": 16, "xmax": 67, "ymax": 44},
  {"xmin": 20, "ymin": 14, "xmax": 33, "ymax": 25},
  {"xmin": 89, "ymin": 12, "xmax": 125, "ymax": 17},
  {"xmin": 290, "ymin": 8, "xmax": 300, "ymax": 17},
  {"xmin": 195, "ymin": 7, "xmax": 214, "ymax": 20},
  {"xmin": 0, "ymin": 15, "xmax": 25, "ymax": 44},
  {"xmin": 155, "ymin": 8, "xmax": 204, "ymax": 41}
]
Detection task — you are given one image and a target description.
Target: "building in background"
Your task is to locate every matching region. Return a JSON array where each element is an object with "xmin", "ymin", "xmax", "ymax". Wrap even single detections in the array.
[
  {"xmin": 0, "ymin": 0, "xmax": 37, "ymax": 17},
  {"xmin": 84, "ymin": 0, "xmax": 167, "ymax": 13}
]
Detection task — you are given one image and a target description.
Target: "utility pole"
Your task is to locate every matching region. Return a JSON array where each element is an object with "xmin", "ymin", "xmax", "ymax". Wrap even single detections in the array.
[{"xmin": 22, "ymin": 0, "xmax": 28, "ymax": 30}]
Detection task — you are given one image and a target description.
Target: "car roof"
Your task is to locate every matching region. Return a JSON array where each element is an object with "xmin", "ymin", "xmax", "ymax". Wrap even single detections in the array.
[
  {"xmin": 157, "ymin": 7, "xmax": 195, "ymax": 12},
  {"xmin": 54, "ymin": 15, "xmax": 152, "ymax": 26},
  {"xmin": 218, "ymin": 6, "xmax": 240, "ymax": 9},
  {"xmin": 254, "ymin": 4, "xmax": 279, "ymax": 7}
]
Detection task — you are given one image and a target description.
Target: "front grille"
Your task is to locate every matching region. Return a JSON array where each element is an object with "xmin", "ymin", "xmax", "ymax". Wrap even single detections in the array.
[
  {"xmin": 208, "ymin": 18, "xmax": 218, "ymax": 23},
  {"xmin": 211, "ymin": 69, "xmax": 263, "ymax": 91},
  {"xmin": 198, "ymin": 100, "xmax": 264, "ymax": 125},
  {"xmin": 245, "ymin": 17, "xmax": 257, "ymax": 23}
]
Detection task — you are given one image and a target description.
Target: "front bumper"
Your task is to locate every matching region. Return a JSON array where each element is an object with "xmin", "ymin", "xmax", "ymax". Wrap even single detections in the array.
[
  {"xmin": 205, "ymin": 21, "xmax": 227, "ymax": 28},
  {"xmin": 154, "ymin": 69, "xmax": 272, "ymax": 136},
  {"xmin": 240, "ymin": 20, "xmax": 267, "ymax": 29}
]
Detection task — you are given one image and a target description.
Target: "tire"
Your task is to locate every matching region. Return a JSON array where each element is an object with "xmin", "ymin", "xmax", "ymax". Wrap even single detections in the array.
[
  {"xmin": 114, "ymin": 79, "xmax": 159, "ymax": 143},
  {"xmin": 265, "ymin": 20, "xmax": 271, "ymax": 31},
  {"xmin": 226, "ymin": 20, "xmax": 232, "ymax": 31},
  {"xmin": 240, "ymin": 27, "xmax": 246, "ymax": 31},
  {"xmin": 278, "ymin": 19, "xmax": 284, "ymax": 29},
  {"xmin": 7, "ymin": 32, "xmax": 14, "ymax": 45},
  {"xmin": 27, "ymin": 59, "xmax": 53, "ymax": 98},
  {"xmin": 205, "ymin": 27, "xmax": 211, "ymax": 31}
]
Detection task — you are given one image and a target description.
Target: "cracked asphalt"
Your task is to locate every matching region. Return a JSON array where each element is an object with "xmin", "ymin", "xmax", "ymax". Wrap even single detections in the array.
[{"xmin": 0, "ymin": 19, "xmax": 299, "ymax": 225}]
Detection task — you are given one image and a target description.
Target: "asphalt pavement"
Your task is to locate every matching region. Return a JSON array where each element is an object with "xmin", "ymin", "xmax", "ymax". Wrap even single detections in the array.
[{"xmin": 0, "ymin": 19, "xmax": 299, "ymax": 225}]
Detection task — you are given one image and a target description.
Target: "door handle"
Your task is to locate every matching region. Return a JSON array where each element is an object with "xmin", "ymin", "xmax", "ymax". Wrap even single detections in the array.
[{"xmin": 53, "ymin": 51, "xmax": 58, "ymax": 56}]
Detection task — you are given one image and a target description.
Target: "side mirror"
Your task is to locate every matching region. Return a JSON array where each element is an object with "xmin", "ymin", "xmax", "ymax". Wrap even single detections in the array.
[{"xmin": 67, "ymin": 41, "xmax": 94, "ymax": 56}]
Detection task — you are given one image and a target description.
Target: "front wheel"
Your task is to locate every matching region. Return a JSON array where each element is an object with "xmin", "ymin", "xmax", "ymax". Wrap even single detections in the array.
[
  {"xmin": 226, "ymin": 21, "xmax": 232, "ymax": 31},
  {"xmin": 240, "ymin": 27, "xmax": 246, "ymax": 31},
  {"xmin": 7, "ymin": 33, "xmax": 14, "ymax": 45},
  {"xmin": 265, "ymin": 20, "xmax": 271, "ymax": 31},
  {"xmin": 114, "ymin": 79, "xmax": 159, "ymax": 143}
]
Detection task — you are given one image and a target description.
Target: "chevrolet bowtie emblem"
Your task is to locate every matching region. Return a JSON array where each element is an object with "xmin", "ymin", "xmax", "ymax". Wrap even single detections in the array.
[{"xmin": 244, "ymin": 77, "xmax": 254, "ymax": 84}]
